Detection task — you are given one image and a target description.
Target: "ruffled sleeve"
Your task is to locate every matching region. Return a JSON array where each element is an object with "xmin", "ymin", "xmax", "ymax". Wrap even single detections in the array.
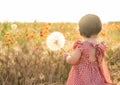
[
  {"xmin": 95, "ymin": 41, "xmax": 107, "ymax": 58},
  {"xmin": 95, "ymin": 41, "xmax": 113, "ymax": 84},
  {"xmin": 73, "ymin": 40, "xmax": 83, "ymax": 51}
]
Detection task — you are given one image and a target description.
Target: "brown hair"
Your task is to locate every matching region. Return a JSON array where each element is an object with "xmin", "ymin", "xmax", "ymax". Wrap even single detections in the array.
[{"xmin": 79, "ymin": 14, "xmax": 102, "ymax": 38}]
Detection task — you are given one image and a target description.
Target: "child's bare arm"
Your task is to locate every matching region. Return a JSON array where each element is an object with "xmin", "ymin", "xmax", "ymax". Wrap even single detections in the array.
[{"xmin": 66, "ymin": 47, "xmax": 82, "ymax": 65}]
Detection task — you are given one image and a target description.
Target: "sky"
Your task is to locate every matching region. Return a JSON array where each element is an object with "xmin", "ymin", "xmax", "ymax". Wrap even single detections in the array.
[{"xmin": 0, "ymin": 0, "xmax": 120, "ymax": 23}]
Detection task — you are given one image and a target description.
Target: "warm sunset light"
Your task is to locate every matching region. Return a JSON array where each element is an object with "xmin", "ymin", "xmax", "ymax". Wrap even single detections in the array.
[
  {"xmin": 0, "ymin": 0, "xmax": 120, "ymax": 84},
  {"xmin": 0, "ymin": 0, "xmax": 120, "ymax": 23}
]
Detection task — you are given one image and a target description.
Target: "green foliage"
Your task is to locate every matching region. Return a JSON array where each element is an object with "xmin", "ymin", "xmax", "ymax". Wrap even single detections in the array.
[{"xmin": 0, "ymin": 22, "xmax": 11, "ymax": 40}]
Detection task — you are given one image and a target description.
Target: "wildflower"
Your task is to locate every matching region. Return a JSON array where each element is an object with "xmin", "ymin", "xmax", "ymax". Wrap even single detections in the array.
[
  {"xmin": 48, "ymin": 23, "xmax": 51, "ymax": 26},
  {"xmin": 100, "ymin": 31, "xmax": 106, "ymax": 36},
  {"xmin": 11, "ymin": 24, "xmax": 17, "ymax": 29},
  {"xmin": 27, "ymin": 37, "xmax": 31, "ymax": 41},
  {"xmin": 35, "ymin": 46, "xmax": 40, "ymax": 51},
  {"xmin": 59, "ymin": 23, "xmax": 64, "ymax": 28},
  {"xmin": 39, "ymin": 73, "xmax": 45, "ymax": 80},
  {"xmin": 4, "ymin": 32, "xmax": 10, "ymax": 37},
  {"xmin": 8, "ymin": 38, "xmax": 13, "ymax": 42},
  {"xmin": 5, "ymin": 43, "xmax": 9, "ymax": 46},
  {"xmin": 31, "ymin": 34, "xmax": 34, "ymax": 38},
  {"xmin": 13, "ymin": 46, "xmax": 21, "ymax": 52},
  {"xmin": 40, "ymin": 31, "xmax": 44, "ymax": 37},
  {"xmin": 16, "ymin": 35, "xmax": 19, "ymax": 38},
  {"xmin": 46, "ymin": 32, "xmax": 65, "ymax": 51},
  {"xmin": 26, "ymin": 33, "xmax": 29, "ymax": 37}
]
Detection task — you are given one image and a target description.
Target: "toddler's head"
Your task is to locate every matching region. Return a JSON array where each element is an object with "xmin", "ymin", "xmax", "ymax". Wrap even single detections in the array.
[{"xmin": 79, "ymin": 14, "xmax": 102, "ymax": 38}]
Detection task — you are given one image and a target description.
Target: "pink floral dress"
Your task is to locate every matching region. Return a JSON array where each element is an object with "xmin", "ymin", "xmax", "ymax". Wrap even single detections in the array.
[{"xmin": 66, "ymin": 40, "xmax": 113, "ymax": 85}]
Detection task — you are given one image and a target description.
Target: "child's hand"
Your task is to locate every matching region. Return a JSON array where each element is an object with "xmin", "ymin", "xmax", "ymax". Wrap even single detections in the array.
[{"xmin": 64, "ymin": 53, "xmax": 70, "ymax": 60}]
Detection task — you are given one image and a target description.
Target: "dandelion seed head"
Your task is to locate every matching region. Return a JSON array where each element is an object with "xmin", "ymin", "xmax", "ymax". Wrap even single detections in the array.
[
  {"xmin": 11, "ymin": 24, "xmax": 17, "ymax": 29},
  {"xmin": 46, "ymin": 32, "xmax": 65, "ymax": 51}
]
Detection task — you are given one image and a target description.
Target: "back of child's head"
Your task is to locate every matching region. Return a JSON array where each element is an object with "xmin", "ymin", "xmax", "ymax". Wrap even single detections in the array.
[{"xmin": 79, "ymin": 14, "xmax": 102, "ymax": 38}]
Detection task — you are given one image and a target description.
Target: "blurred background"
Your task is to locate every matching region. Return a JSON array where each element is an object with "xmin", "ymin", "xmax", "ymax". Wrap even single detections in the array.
[
  {"xmin": 0, "ymin": 0, "xmax": 120, "ymax": 23},
  {"xmin": 0, "ymin": 0, "xmax": 120, "ymax": 85}
]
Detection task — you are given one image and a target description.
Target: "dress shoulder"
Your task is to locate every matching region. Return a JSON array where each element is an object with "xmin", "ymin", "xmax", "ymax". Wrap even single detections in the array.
[{"xmin": 97, "ymin": 41, "xmax": 107, "ymax": 50}]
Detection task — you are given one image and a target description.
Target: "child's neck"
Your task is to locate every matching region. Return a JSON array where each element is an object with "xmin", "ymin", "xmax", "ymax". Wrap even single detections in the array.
[{"xmin": 84, "ymin": 35, "xmax": 97, "ymax": 43}]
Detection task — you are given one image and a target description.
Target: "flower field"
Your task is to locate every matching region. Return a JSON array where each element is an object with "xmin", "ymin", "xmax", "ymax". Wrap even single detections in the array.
[{"xmin": 0, "ymin": 21, "xmax": 120, "ymax": 85}]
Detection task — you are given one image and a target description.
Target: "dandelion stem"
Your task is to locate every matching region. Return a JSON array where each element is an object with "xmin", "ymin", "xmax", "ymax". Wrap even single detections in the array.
[{"xmin": 61, "ymin": 48, "xmax": 66, "ymax": 53}]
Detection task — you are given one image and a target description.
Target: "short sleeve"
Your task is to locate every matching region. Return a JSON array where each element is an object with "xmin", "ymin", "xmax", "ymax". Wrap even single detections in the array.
[
  {"xmin": 73, "ymin": 40, "xmax": 83, "ymax": 51},
  {"xmin": 96, "ymin": 42, "xmax": 113, "ymax": 84},
  {"xmin": 95, "ymin": 41, "xmax": 107, "ymax": 58}
]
